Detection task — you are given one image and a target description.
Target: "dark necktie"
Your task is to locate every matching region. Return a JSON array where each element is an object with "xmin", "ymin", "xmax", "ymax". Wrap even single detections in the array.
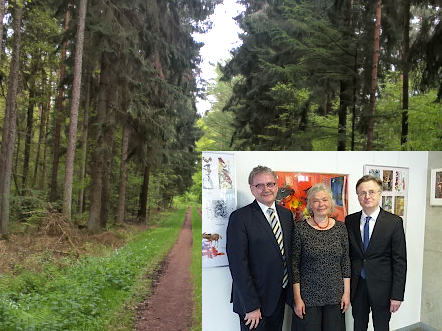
[
  {"xmin": 268, "ymin": 208, "xmax": 288, "ymax": 287},
  {"xmin": 361, "ymin": 216, "xmax": 371, "ymax": 279},
  {"xmin": 363, "ymin": 216, "xmax": 371, "ymax": 251}
]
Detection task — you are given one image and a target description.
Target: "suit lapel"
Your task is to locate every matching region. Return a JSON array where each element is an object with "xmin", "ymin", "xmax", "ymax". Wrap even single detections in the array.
[
  {"xmin": 366, "ymin": 208, "xmax": 386, "ymax": 253},
  {"xmin": 352, "ymin": 211, "xmax": 364, "ymax": 253},
  {"xmin": 251, "ymin": 201, "xmax": 284, "ymax": 259}
]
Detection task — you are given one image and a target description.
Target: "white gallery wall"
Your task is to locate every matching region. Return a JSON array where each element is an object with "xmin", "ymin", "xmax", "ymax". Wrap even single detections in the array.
[{"xmin": 202, "ymin": 151, "xmax": 428, "ymax": 331}]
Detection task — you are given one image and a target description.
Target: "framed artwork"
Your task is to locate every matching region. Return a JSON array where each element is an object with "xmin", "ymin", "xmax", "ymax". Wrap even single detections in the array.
[
  {"xmin": 430, "ymin": 168, "xmax": 442, "ymax": 206},
  {"xmin": 275, "ymin": 171, "xmax": 348, "ymax": 222},
  {"xmin": 202, "ymin": 152, "xmax": 236, "ymax": 268},
  {"xmin": 364, "ymin": 165, "xmax": 409, "ymax": 228}
]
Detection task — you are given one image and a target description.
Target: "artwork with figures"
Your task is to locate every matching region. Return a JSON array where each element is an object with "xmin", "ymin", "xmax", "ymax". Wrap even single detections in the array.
[
  {"xmin": 364, "ymin": 165, "xmax": 409, "ymax": 228},
  {"xmin": 201, "ymin": 152, "xmax": 236, "ymax": 267},
  {"xmin": 382, "ymin": 196, "xmax": 393, "ymax": 213},
  {"xmin": 430, "ymin": 168, "xmax": 442, "ymax": 206},
  {"xmin": 275, "ymin": 171, "xmax": 348, "ymax": 222}
]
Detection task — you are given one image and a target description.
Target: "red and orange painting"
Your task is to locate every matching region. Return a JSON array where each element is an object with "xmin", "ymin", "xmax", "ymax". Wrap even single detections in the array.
[{"xmin": 275, "ymin": 171, "xmax": 348, "ymax": 222}]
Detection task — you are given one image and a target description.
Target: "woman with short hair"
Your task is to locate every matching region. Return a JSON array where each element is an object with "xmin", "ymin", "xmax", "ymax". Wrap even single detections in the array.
[{"xmin": 291, "ymin": 183, "xmax": 350, "ymax": 331}]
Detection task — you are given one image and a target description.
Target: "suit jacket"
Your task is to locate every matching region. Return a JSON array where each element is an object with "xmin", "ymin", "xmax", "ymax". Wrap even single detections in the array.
[
  {"xmin": 226, "ymin": 200, "xmax": 294, "ymax": 316},
  {"xmin": 346, "ymin": 208, "xmax": 407, "ymax": 306}
]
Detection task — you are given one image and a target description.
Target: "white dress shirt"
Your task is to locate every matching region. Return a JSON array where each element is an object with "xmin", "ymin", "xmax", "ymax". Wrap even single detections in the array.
[{"xmin": 360, "ymin": 206, "xmax": 381, "ymax": 241}]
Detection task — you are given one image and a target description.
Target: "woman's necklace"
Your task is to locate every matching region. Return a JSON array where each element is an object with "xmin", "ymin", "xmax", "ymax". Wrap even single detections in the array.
[{"xmin": 313, "ymin": 217, "xmax": 329, "ymax": 229}]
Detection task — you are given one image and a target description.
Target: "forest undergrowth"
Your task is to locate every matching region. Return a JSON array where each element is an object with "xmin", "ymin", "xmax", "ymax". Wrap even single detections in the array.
[{"xmin": 0, "ymin": 207, "xmax": 186, "ymax": 330}]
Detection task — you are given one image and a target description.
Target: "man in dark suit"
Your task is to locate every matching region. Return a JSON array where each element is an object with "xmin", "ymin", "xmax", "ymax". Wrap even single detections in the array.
[
  {"xmin": 227, "ymin": 166, "xmax": 294, "ymax": 330},
  {"xmin": 346, "ymin": 175, "xmax": 407, "ymax": 331}
]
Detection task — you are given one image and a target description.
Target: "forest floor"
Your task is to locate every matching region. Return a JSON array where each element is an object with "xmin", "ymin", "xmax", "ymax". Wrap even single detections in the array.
[
  {"xmin": 0, "ymin": 210, "xmax": 145, "ymax": 274},
  {"xmin": 135, "ymin": 206, "xmax": 194, "ymax": 330},
  {"xmin": 0, "ymin": 207, "xmax": 195, "ymax": 330}
]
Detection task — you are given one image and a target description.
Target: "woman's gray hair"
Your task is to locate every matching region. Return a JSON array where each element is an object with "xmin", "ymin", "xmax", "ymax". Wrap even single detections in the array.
[{"xmin": 306, "ymin": 183, "xmax": 336, "ymax": 216}]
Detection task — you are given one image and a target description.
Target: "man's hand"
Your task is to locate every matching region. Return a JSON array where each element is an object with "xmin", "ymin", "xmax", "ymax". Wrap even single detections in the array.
[
  {"xmin": 390, "ymin": 299, "xmax": 402, "ymax": 313},
  {"xmin": 244, "ymin": 308, "xmax": 262, "ymax": 329}
]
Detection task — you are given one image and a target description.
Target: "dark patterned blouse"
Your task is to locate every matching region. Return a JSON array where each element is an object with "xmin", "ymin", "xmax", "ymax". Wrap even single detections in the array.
[{"xmin": 291, "ymin": 219, "xmax": 351, "ymax": 306}]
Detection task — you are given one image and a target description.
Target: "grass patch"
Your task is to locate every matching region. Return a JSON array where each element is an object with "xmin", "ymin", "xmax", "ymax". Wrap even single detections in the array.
[
  {"xmin": 190, "ymin": 205, "xmax": 202, "ymax": 331},
  {"xmin": 0, "ymin": 208, "xmax": 186, "ymax": 330}
]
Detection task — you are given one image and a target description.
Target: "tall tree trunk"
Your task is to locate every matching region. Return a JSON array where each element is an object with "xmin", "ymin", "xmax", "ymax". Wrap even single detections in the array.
[
  {"xmin": 50, "ymin": 6, "xmax": 70, "ymax": 202},
  {"xmin": 0, "ymin": 3, "xmax": 23, "ymax": 236},
  {"xmin": 401, "ymin": 0, "xmax": 410, "ymax": 149},
  {"xmin": 22, "ymin": 85, "xmax": 36, "ymax": 192},
  {"xmin": 33, "ymin": 103, "xmax": 44, "ymax": 187},
  {"xmin": 99, "ymin": 124, "xmax": 115, "ymax": 229},
  {"xmin": 40, "ymin": 97, "xmax": 51, "ymax": 190},
  {"xmin": 13, "ymin": 122, "xmax": 22, "ymax": 193},
  {"xmin": 99, "ymin": 65, "xmax": 117, "ymax": 228},
  {"xmin": 0, "ymin": 0, "xmax": 5, "ymax": 63},
  {"xmin": 337, "ymin": 1, "xmax": 355, "ymax": 151},
  {"xmin": 137, "ymin": 164, "xmax": 151, "ymax": 223},
  {"xmin": 116, "ymin": 125, "xmax": 129, "ymax": 224},
  {"xmin": 87, "ymin": 53, "xmax": 111, "ymax": 233},
  {"xmin": 63, "ymin": 0, "xmax": 87, "ymax": 218},
  {"xmin": 116, "ymin": 81, "xmax": 130, "ymax": 224},
  {"xmin": 33, "ymin": 69, "xmax": 49, "ymax": 188},
  {"xmin": 78, "ymin": 75, "xmax": 91, "ymax": 214},
  {"xmin": 337, "ymin": 81, "xmax": 348, "ymax": 150},
  {"xmin": 351, "ymin": 48, "xmax": 358, "ymax": 151},
  {"xmin": 366, "ymin": 0, "xmax": 382, "ymax": 150},
  {"xmin": 349, "ymin": 0, "xmax": 356, "ymax": 151}
]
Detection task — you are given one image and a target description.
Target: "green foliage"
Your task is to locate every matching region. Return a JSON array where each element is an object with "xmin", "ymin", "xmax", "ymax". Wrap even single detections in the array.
[
  {"xmin": 188, "ymin": 167, "xmax": 203, "ymax": 204},
  {"xmin": 374, "ymin": 75, "xmax": 442, "ymax": 150},
  {"xmin": 0, "ymin": 208, "xmax": 186, "ymax": 330},
  {"xmin": 9, "ymin": 190, "xmax": 47, "ymax": 223},
  {"xmin": 196, "ymin": 66, "xmax": 236, "ymax": 151},
  {"xmin": 190, "ymin": 206, "xmax": 202, "ymax": 331},
  {"xmin": 219, "ymin": 0, "xmax": 441, "ymax": 150}
]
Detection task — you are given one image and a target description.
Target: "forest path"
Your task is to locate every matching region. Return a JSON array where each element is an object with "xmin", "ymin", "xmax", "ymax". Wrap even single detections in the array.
[{"xmin": 135, "ymin": 207, "xmax": 194, "ymax": 330}]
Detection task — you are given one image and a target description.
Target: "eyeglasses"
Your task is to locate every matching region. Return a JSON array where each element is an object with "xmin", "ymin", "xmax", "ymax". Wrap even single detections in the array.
[
  {"xmin": 252, "ymin": 182, "xmax": 276, "ymax": 190},
  {"xmin": 357, "ymin": 190, "xmax": 381, "ymax": 197}
]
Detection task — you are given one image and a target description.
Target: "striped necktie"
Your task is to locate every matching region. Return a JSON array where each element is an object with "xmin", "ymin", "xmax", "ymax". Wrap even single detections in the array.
[{"xmin": 268, "ymin": 208, "xmax": 288, "ymax": 287}]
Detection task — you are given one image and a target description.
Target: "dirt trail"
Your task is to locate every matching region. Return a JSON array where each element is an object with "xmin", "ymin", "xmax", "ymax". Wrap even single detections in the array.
[{"xmin": 135, "ymin": 207, "xmax": 194, "ymax": 330}]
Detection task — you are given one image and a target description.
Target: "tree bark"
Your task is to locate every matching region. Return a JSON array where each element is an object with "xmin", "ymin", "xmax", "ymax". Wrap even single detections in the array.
[
  {"xmin": 22, "ymin": 82, "xmax": 36, "ymax": 192},
  {"xmin": 0, "ymin": 3, "xmax": 23, "ymax": 235},
  {"xmin": 0, "ymin": 0, "xmax": 6, "ymax": 63},
  {"xmin": 63, "ymin": 0, "xmax": 87, "ymax": 218},
  {"xmin": 40, "ymin": 97, "xmax": 51, "ymax": 190},
  {"xmin": 87, "ymin": 53, "xmax": 111, "ymax": 233},
  {"xmin": 351, "ymin": 47, "xmax": 358, "ymax": 151},
  {"xmin": 99, "ymin": 123, "xmax": 115, "ymax": 229},
  {"xmin": 116, "ymin": 125, "xmax": 129, "ymax": 224},
  {"xmin": 33, "ymin": 69, "xmax": 49, "ymax": 188},
  {"xmin": 401, "ymin": 0, "xmax": 410, "ymax": 149},
  {"xmin": 366, "ymin": 0, "xmax": 382, "ymax": 150},
  {"xmin": 13, "ymin": 122, "xmax": 21, "ymax": 193},
  {"xmin": 78, "ymin": 75, "xmax": 91, "ymax": 214},
  {"xmin": 50, "ymin": 5, "xmax": 70, "ymax": 202},
  {"xmin": 137, "ymin": 164, "xmax": 151, "ymax": 223},
  {"xmin": 337, "ymin": 81, "xmax": 348, "ymax": 150}
]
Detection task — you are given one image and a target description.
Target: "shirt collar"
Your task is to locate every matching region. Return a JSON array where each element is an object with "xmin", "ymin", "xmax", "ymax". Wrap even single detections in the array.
[
  {"xmin": 256, "ymin": 200, "xmax": 276, "ymax": 215},
  {"xmin": 361, "ymin": 206, "xmax": 380, "ymax": 223}
]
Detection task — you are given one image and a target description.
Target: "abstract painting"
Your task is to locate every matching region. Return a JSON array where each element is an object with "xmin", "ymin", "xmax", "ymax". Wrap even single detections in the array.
[{"xmin": 275, "ymin": 171, "xmax": 348, "ymax": 222}]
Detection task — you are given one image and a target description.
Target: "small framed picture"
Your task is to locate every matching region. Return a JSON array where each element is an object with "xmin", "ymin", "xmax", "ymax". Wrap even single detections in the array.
[{"xmin": 430, "ymin": 168, "xmax": 442, "ymax": 206}]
